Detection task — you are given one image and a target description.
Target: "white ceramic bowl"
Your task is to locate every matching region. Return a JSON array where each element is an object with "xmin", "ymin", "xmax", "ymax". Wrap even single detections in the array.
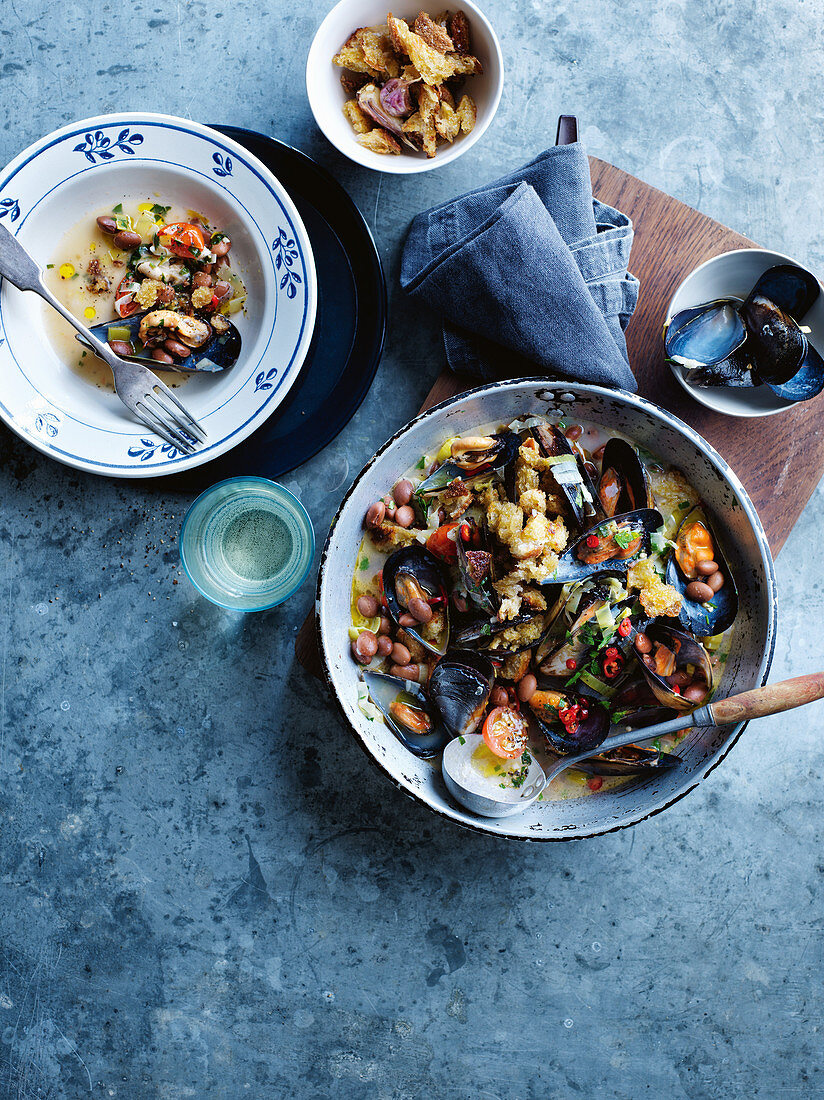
[
  {"xmin": 306, "ymin": 0, "xmax": 503, "ymax": 173},
  {"xmin": 666, "ymin": 248, "xmax": 824, "ymax": 418},
  {"xmin": 0, "ymin": 113, "xmax": 317, "ymax": 477},
  {"xmin": 317, "ymin": 379, "xmax": 778, "ymax": 841}
]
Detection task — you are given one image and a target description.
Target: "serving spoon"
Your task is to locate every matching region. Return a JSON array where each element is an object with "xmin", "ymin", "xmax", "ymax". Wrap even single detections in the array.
[{"xmin": 443, "ymin": 671, "xmax": 824, "ymax": 818}]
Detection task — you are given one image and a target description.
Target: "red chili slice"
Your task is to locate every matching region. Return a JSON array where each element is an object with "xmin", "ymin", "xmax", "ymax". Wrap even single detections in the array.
[{"xmin": 617, "ymin": 618, "xmax": 631, "ymax": 637}]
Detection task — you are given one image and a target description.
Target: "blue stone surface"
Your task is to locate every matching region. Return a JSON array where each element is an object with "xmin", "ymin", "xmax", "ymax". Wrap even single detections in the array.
[{"xmin": 0, "ymin": 1, "xmax": 822, "ymax": 1097}]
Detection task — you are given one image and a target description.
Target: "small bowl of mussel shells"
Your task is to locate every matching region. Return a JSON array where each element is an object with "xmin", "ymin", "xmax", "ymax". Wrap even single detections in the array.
[{"xmin": 664, "ymin": 249, "xmax": 824, "ymax": 417}]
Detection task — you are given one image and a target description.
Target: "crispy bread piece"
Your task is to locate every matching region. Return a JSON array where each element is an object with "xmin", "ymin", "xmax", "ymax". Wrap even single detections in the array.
[
  {"xmin": 340, "ymin": 70, "xmax": 369, "ymax": 96},
  {"xmin": 456, "ymin": 93, "xmax": 476, "ymax": 133},
  {"xmin": 402, "ymin": 82, "xmax": 439, "ymax": 156},
  {"xmin": 333, "ymin": 28, "xmax": 399, "ymax": 78},
  {"xmin": 413, "ymin": 11, "xmax": 454, "ymax": 51},
  {"xmin": 449, "ymin": 9, "xmax": 472, "ymax": 53},
  {"xmin": 356, "ymin": 127, "xmax": 402, "ymax": 155},
  {"xmin": 387, "ymin": 13, "xmax": 481, "ymax": 85},
  {"xmin": 343, "ymin": 98, "xmax": 373, "ymax": 134},
  {"xmin": 434, "ymin": 100, "xmax": 460, "ymax": 142}
]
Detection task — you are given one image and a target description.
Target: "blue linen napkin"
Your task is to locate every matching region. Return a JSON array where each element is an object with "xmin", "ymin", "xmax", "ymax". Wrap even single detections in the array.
[{"xmin": 400, "ymin": 144, "xmax": 639, "ymax": 392}]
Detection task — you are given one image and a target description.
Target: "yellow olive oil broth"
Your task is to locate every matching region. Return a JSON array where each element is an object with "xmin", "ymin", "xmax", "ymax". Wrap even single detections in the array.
[
  {"xmin": 43, "ymin": 198, "xmax": 245, "ymax": 392},
  {"xmin": 351, "ymin": 416, "xmax": 734, "ymax": 802}
]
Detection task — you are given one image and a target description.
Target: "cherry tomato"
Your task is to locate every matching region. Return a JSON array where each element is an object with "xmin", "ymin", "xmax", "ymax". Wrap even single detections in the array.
[
  {"xmin": 158, "ymin": 222, "xmax": 208, "ymax": 260},
  {"xmin": 426, "ymin": 523, "xmax": 459, "ymax": 562},
  {"xmin": 587, "ymin": 776, "xmax": 604, "ymax": 791},
  {"xmin": 114, "ymin": 274, "xmax": 141, "ymax": 318},
  {"xmin": 482, "ymin": 706, "xmax": 528, "ymax": 759},
  {"xmin": 566, "ymin": 658, "xmax": 577, "ymax": 670}
]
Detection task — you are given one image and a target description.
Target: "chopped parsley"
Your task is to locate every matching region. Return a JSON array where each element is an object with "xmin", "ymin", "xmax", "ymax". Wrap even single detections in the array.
[
  {"xmin": 112, "ymin": 203, "xmax": 123, "ymax": 213},
  {"xmin": 480, "ymin": 623, "xmax": 492, "ymax": 636},
  {"xmin": 415, "ymin": 456, "xmax": 427, "ymax": 470},
  {"xmin": 46, "ymin": 263, "xmax": 54, "ymax": 269},
  {"xmin": 358, "ymin": 556, "xmax": 369, "ymax": 571},
  {"xmin": 458, "ymin": 735, "xmax": 466, "ymax": 745},
  {"xmin": 150, "ymin": 203, "xmax": 170, "ymax": 219},
  {"xmin": 613, "ymin": 527, "xmax": 635, "ymax": 550},
  {"xmin": 678, "ymin": 500, "xmax": 691, "ymax": 510}
]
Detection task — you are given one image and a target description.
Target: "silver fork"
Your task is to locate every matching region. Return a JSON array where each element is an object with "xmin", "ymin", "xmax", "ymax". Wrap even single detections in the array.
[{"xmin": 0, "ymin": 222, "xmax": 206, "ymax": 455}]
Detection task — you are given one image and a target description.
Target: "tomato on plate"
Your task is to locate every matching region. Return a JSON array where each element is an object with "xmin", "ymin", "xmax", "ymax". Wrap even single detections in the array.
[
  {"xmin": 482, "ymin": 706, "xmax": 529, "ymax": 759},
  {"xmin": 426, "ymin": 523, "xmax": 459, "ymax": 562},
  {"xmin": 114, "ymin": 274, "xmax": 141, "ymax": 318},
  {"xmin": 158, "ymin": 222, "xmax": 208, "ymax": 259}
]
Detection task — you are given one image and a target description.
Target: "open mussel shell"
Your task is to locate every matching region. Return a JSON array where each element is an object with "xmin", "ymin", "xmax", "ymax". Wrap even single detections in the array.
[
  {"xmin": 684, "ymin": 347, "xmax": 755, "ymax": 389},
  {"xmin": 362, "ymin": 671, "xmax": 448, "ymax": 758},
  {"xmin": 533, "ymin": 423, "xmax": 601, "ymax": 529},
  {"xmin": 636, "ymin": 621, "xmax": 713, "ymax": 713},
  {"xmin": 528, "ymin": 688, "xmax": 610, "ymax": 755},
  {"xmin": 536, "ymin": 581, "xmax": 614, "ymax": 676},
  {"xmin": 759, "ymin": 341, "xmax": 824, "ymax": 403},
  {"xmin": 416, "ymin": 431, "xmax": 520, "ymax": 499},
  {"xmin": 84, "ymin": 311, "xmax": 242, "ymax": 373},
  {"xmin": 544, "ymin": 508, "xmax": 663, "ymax": 586},
  {"xmin": 610, "ymin": 677, "xmax": 678, "ymax": 728},
  {"xmin": 427, "ymin": 649, "xmax": 495, "ymax": 738},
  {"xmin": 383, "ymin": 546, "xmax": 449, "ymax": 655},
  {"xmin": 453, "ymin": 609, "xmax": 551, "ymax": 657},
  {"xmin": 573, "ymin": 744, "xmax": 681, "ymax": 777},
  {"xmin": 598, "ymin": 438, "xmax": 653, "ymax": 517},
  {"xmin": 665, "ymin": 507, "xmax": 738, "ymax": 636},
  {"xmin": 741, "ymin": 294, "xmax": 806, "ymax": 384},
  {"xmin": 749, "ymin": 264, "xmax": 820, "ymax": 321},
  {"xmin": 665, "ymin": 300, "xmax": 746, "ymax": 368}
]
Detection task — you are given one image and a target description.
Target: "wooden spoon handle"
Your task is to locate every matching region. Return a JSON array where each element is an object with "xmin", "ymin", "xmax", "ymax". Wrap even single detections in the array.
[{"xmin": 709, "ymin": 671, "xmax": 824, "ymax": 725}]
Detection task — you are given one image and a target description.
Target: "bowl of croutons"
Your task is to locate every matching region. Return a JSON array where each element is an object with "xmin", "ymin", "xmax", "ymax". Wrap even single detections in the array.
[{"xmin": 306, "ymin": 0, "xmax": 503, "ymax": 172}]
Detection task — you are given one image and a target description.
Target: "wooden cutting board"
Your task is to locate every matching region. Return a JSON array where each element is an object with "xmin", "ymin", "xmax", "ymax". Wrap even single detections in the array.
[{"xmin": 295, "ymin": 156, "xmax": 820, "ymax": 678}]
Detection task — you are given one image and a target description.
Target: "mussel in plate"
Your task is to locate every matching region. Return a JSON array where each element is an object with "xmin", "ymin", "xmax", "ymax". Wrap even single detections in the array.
[
  {"xmin": 383, "ymin": 545, "xmax": 449, "ymax": 655},
  {"xmin": 532, "ymin": 423, "xmax": 601, "ymax": 529},
  {"xmin": 665, "ymin": 300, "xmax": 747, "ymax": 369},
  {"xmin": 572, "ymin": 744, "xmax": 681, "ymax": 777},
  {"xmin": 416, "ymin": 432, "xmax": 520, "ymax": 500},
  {"xmin": 362, "ymin": 671, "xmax": 448, "ymax": 758},
  {"xmin": 427, "ymin": 650, "xmax": 495, "ymax": 738},
  {"xmin": 665, "ymin": 506, "xmax": 738, "ymax": 636},
  {"xmin": 636, "ymin": 621, "xmax": 713, "ymax": 713},
  {"xmin": 597, "ymin": 438, "xmax": 653, "ymax": 517},
  {"xmin": 544, "ymin": 509, "xmax": 663, "ymax": 586},
  {"xmin": 456, "ymin": 520, "xmax": 497, "ymax": 617},
  {"xmin": 685, "ymin": 347, "xmax": 755, "ymax": 389},
  {"xmin": 748, "ymin": 263, "xmax": 820, "ymax": 321},
  {"xmin": 527, "ymin": 687, "xmax": 610, "ymax": 755},
  {"xmin": 85, "ymin": 309, "xmax": 242, "ymax": 373}
]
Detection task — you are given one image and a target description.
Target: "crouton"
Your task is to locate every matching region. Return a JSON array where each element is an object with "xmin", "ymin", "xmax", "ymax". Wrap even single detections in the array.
[
  {"xmin": 413, "ymin": 11, "xmax": 454, "ymax": 52},
  {"xmin": 387, "ymin": 13, "xmax": 481, "ymax": 85},
  {"xmin": 340, "ymin": 70, "xmax": 369, "ymax": 96},
  {"xmin": 403, "ymin": 82, "xmax": 439, "ymax": 156},
  {"xmin": 343, "ymin": 98, "xmax": 372, "ymax": 134},
  {"xmin": 456, "ymin": 93, "xmax": 476, "ymax": 133},
  {"xmin": 332, "ymin": 32, "xmax": 381, "ymax": 77},
  {"xmin": 356, "ymin": 127, "xmax": 402, "ymax": 155},
  {"xmin": 449, "ymin": 9, "xmax": 472, "ymax": 53}
]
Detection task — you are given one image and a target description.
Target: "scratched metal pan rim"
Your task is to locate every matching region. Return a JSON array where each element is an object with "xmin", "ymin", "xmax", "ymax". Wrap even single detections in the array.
[{"xmin": 316, "ymin": 379, "xmax": 777, "ymax": 841}]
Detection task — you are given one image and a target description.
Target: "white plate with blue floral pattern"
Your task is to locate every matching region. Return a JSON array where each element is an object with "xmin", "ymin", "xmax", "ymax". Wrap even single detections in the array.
[{"xmin": 0, "ymin": 113, "xmax": 317, "ymax": 477}]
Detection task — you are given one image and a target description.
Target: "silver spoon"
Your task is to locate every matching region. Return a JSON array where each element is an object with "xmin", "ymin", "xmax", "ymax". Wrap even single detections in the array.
[
  {"xmin": 543, "ymin": 669, "xmax": 824, "ymax": 785},
  {"xmin": 0, "ymin": 222, "xmax": 206, "ymax": 454}
]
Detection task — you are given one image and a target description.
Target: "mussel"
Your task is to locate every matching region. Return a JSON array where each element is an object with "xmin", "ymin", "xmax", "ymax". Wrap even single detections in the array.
[
  {"xmin": 597, "ymin": 438, "xmax": 653, "ymax": 517},
  {"xmin": 416, "ymin": 432, "xmax": 520, "ymax": 500},
  {"xmin": 544, "ymin": 509, "xmax": 663, "ymax": 586},
  {"xmin": 609, "ymin": 677, "xmax": 679, "ymax": 728},
  {"xmin": 636, "ymin": 621, "xmax": 713, "ymax": 713},
  {"xmin": 533, "ymin": 424, "xmax": 601, "ymax": 529},
  {"xmin": 361, "ymin": 671, "xmax": 448, "ymax": 758},
  {"xmin": 665, "ymin": 507, "xmax": 738, "ymax": 636},
  {"xmin": 749, "ymin": 263, "xmax": 820, "ymax": 321},
  {"xmin": 453, "ymin": 609, "xmax": 551, "ymax": 657},
  {"xmin": 665, "ymin": 300, "xmax": 747, "ymax": 368},
  {"xmin": 685, "ymin": 347, "xmax": 755, "ymax": 389},
  {"xmin": 84, "ymin": 309, "xmax": 242, "ymax": 373},
  {"xmin": 382, "ymin": 546, "xmax": 449, "ymax": 655},
  {"xmin": 536, "ymin": 581, "xmax": 614, "ymax": 677},
  {"xmin": 740, "ymin": 293, "xmax": 824, "ymax": 401},
  {"xmin": 573, "ymin": 744, "xmax": 681, "ymax": 777},
  {"xmin": 427, "ymin": 650, "xmax": 495, "ymax": 738},
  {"xmin": 528, "ymin": 687, "xmax": 610, "ymax": 755}
]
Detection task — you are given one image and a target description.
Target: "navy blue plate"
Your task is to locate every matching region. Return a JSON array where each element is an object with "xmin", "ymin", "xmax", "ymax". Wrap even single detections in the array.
[{"xmin": 168, "ymin": 126, "xmax": 385, "ymax": 489}]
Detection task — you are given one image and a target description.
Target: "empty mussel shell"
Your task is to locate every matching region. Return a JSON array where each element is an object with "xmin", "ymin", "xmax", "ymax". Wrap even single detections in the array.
[
  {"xmin": 362, "ymin": 671, "xmax": 448, "ymax": 758},
  {"xmin": 665, "ymin": 507, "xmax": 738, "ymax": 636},
  {"xmin": 453, "ymin": 609, "xmax": 552, "ymax": 657},
  {"xmin": 573, "ymin": 744, "xmax": 681, "ymax": 776},
  {"xmin": 636, "ymin": 621, "xmax": 713, "ymax": 713},
  {"xmin": 684, "ymin": 347, "xmax": 755, "ymax": 388},
  {"xmin": 456, "ymin": 522, "xmax": 497, "ymax": 617},
  {"xmin": 427, "ymin": 649, "xmax": 495, "ymax": 738},
  {"xmin": 610, "ymin": 677, "xmax": 679, "ymax": 728},
  {"xmin": 84, "ymin": 310, "xmax": 241, "ymax": 373},
  {"xmin": 741, "ymin": 294, "xmax": 806, "ymax": 384},
  {"xmin": 528, "ymin": 687, "xmax": 610, "ymax": 755},
  {"xmin": 749, "ymin": 264, "xmax": 820, "ymax": 321},
  {"xmin": 382, "ymin": 545, "xmax": 449, "ymax": 655},
  {"xmin": 537, "ymin": 581, "xmax": 614, "ymax": 677},
  {"xmin": 533, "ymin": 423, "xmax": 601, "ymax": 529},
  {"xmin": 544, "ymin": 509, "xmax": 664, "ymax": 586},
  {"xmin": 598, "ymin": 438, "xmax": 653, "ymax": 516},
  {"xmin": 665, "ymin": 300, "xmax": 746, "ymax": 368},
  {"xmin": 759, "ymin": 341, "xmax": 824, "ymax": 403}
]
